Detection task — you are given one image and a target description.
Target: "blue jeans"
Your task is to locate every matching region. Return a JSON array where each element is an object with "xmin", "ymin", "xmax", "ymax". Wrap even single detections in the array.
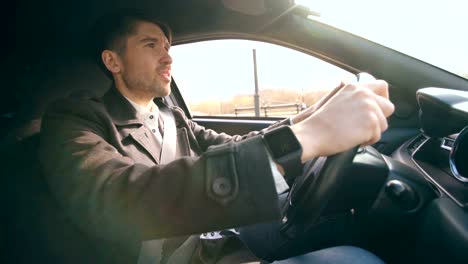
[{"xmin": 273, "ymin": 245, "xmax": 384, "ymax": 264}]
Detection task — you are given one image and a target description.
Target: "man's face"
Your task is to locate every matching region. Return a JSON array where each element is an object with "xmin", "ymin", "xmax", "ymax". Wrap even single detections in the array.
[{"xmin": 118, "ymin": 21, "xmax": 172, "ymax": 98}]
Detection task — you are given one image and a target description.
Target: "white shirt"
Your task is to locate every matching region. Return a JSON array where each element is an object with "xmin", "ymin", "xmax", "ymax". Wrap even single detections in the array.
[{"xmin": 124, "ymin": 97, "xmax": 163, "ymax": 144}]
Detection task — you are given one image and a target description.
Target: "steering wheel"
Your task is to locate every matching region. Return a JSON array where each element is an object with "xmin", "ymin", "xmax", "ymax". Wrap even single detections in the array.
[
  {"xmin": 280, "ymin": 146, "xmax": 359, "ymax": 236},
  {"xmin": 280, "ymin": 73, "xmax": 376, "ymax": 236}
]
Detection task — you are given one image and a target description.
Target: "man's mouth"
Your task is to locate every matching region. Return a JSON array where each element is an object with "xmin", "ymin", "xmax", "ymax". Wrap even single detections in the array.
[{"xmin": 160, "ymin": 69, "xmax": 171, "ymax": 81}]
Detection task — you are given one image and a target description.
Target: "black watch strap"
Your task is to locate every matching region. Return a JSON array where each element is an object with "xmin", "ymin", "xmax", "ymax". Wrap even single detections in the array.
[{"xmin": 262, "ymin": 125, "xmax": 303, "ymax": 180}]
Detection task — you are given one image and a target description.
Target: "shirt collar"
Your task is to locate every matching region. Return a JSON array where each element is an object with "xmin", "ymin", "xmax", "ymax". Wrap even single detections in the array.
[{"xmin": 124, "ymin": 96, "xmax": 159, "ymax": 116}]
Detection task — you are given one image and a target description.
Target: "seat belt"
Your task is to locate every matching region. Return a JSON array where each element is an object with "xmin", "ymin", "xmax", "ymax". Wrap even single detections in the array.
[{"xmin": 158, "ymin": 105, "xmax": 177, "ymax": 164}]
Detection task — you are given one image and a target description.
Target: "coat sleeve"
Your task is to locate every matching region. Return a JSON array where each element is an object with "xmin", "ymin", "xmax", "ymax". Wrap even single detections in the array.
[
  {"xmin": 170, "ymin": 106, "xmax": 292, "ymax": 152},
  {"xmin": 39, "ymin": 98, "xmax": 281, "ymax": 252}
]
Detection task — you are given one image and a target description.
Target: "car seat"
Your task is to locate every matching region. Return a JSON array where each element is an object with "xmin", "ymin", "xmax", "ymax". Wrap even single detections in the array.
[{"xmin": 0, "ymin": 57, "xmax": 137, "ymax": 263}]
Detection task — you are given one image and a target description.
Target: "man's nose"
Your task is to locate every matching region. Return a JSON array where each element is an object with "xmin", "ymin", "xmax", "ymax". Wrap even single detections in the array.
[{"xmin": 161, "ymin": 51, "xmax": 173, "ymax": 65}]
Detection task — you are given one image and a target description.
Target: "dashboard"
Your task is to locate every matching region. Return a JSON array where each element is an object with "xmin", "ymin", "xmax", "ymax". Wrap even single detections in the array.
[
  {"xmin": 393, "ymin": 87, "xmax": 468, "ymax": 209},
  {"xmin": 410, "ymin": 134, "xmax": 467, "ymax": 208},
  {"xmin": 386, "ymin": 87, "xmax": 468, "ymax": 262}
]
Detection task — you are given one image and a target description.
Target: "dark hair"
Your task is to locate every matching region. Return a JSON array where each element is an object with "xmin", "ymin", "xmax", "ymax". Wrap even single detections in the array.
[{"xmin": 89, "ymin": 9, "xmax": 172, "ymax": 79}]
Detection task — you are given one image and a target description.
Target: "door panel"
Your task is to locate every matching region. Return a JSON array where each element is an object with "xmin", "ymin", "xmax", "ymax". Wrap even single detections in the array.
[{"xmin": 193, "ymin": 117, "xmax": 277, "ymax": 135}]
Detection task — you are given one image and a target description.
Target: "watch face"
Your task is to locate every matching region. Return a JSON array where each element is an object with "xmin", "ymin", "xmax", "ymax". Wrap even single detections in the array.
[{"xmin": 264, "ymin": 126, "xmax": 301, "ymax": 159}]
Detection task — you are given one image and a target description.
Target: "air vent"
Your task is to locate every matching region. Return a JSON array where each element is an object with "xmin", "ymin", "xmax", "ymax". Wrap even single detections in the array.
[
  {"xmin": 407, "ymin": 134, "xmax": 428, "ymax": 155},
  {"xmin": 441, "ymin": 137, "xmax": 455, "ymax": 151}
]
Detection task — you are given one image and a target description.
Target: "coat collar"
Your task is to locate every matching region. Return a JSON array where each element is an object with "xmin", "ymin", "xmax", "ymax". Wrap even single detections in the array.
[
  {"xmin": 101, "ymin": 85, "xmax": 166, "ymax": 126},
  {"xmin": 101, "ymin": 85, "xmax": 144, "ymax": 126},
  {"xmin": 101, "ymin": 85, "xmax": 171, "ymax": 164}
]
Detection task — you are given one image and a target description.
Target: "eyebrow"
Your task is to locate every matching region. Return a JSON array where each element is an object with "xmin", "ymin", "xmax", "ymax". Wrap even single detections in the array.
[
  {"xmin": 139, "ymin": 37, "xmax": 159, "ymax": 43},
  {"xmin": 139, "ymin": 36, "xmax": 170, "ymax": 47}
]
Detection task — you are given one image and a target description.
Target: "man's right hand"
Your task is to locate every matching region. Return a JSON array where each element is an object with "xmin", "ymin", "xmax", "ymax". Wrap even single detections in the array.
[{"xmin": 291, "ymin": 80, "xmax": 394, "ymax": 162}]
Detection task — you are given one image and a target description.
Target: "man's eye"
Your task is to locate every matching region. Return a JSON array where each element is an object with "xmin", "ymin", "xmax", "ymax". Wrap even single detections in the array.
[{"xmin": 146, "ymin": 43, "xmax": 155, "ymax": 48}]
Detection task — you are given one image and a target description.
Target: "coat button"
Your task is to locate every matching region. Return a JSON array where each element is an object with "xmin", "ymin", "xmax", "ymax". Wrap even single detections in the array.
[{"xmin": 212, "ymin": 178, "xmax": 231, "ymax": 197}]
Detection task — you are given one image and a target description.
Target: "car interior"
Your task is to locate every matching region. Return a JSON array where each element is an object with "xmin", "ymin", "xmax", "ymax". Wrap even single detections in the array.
[{"xmin": 2, "ymin": 0, "xmax": 468, "ymax": 263}]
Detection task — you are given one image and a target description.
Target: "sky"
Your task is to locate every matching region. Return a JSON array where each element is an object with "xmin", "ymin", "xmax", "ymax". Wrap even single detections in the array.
[
  {"xmin": 170, "ymin": 0, "xmax": 468, "ymax": 103},
  {"xmin": 171, "ymin": 40, "xmax": 353, "ymax": 103}
]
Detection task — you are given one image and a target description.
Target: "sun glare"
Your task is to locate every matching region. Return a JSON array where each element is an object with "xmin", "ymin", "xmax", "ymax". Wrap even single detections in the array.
[{"xmin": 295, "ymin": 0, "xmax": 468, "ymax": 78}]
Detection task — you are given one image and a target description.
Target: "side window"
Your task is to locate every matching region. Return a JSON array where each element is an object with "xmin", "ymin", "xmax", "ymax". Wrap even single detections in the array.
[{"xmin": 171, "ymin": 40, "xmax": 353, "ymax": 118}]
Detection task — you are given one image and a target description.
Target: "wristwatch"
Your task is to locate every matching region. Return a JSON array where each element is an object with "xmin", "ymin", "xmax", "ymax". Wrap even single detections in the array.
[{"xmin": 262, "ymin": 125, "xmax": 303, "ymax": 180}]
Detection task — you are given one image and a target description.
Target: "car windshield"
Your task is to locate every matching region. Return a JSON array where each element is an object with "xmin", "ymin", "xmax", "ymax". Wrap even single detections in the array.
[{"xmin": 296, "ymin": 0, "xmax": 468, "ymax": 79}]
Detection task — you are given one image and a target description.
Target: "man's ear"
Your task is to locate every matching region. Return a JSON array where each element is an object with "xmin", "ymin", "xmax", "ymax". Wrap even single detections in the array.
[{"xmin": 101, "ymin": 50, "xmax": 122, "ymax": 74}]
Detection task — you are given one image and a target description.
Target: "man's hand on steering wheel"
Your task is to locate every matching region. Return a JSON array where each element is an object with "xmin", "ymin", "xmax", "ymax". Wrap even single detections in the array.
[
  {"xmin": 275, "ymin": 73, "xmax": 395, "ymax": 235},
  {"xmin": 290, "ymin": 75, "xmax": 394, "ymax": 162}
]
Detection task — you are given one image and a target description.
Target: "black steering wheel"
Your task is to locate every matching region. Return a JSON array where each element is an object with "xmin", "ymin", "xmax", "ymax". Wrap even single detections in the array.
[
  {"xmin": 280, "ymin": 73, "xmax": 375, "ymax": 236},
  {"xmin": 281, "ymin": 146, "xmax": 359, "ymax": 236}
]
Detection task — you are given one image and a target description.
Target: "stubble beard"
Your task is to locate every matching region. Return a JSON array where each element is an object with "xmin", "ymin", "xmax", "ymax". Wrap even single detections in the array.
[{"xmin": 122, "ymin": 71, "xmax": 170, "ymax": 99}]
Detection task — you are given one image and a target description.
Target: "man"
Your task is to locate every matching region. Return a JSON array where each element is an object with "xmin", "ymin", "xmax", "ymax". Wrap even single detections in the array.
[{"xmin": 39, "ymin": 10, "xmax": 393, "ymax": 264}]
